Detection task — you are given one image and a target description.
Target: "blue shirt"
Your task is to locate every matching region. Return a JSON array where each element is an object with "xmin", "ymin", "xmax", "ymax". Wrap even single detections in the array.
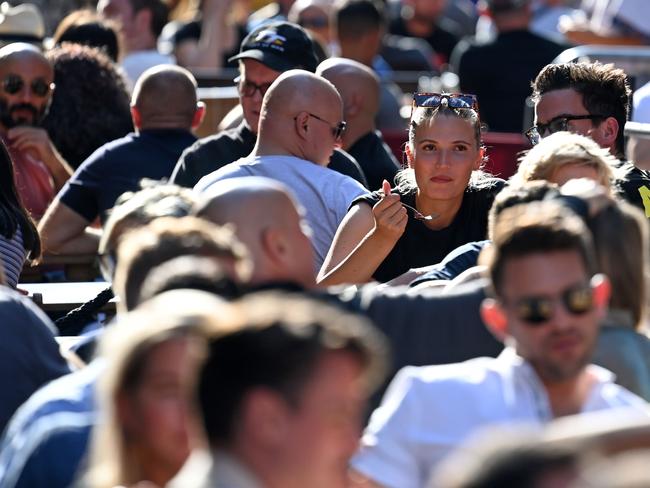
[
  {"xmin": 58, "ymin": 129, "xmax": 197, "ymax": 223},
  {"xmin": 0, "ymin": 361, "xmax": 100, "ymax": 488}
]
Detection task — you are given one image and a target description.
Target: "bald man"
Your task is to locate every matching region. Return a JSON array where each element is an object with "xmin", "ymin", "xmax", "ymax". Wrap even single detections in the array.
[
  {"xmin": 195, "ymin": 176, "xmax": 316, "ymax": 289},
  {"xmin": 0, "ymin": 43, "xmax": 71, "ymax": 220},
  {"xmin": 196, "ymin": 70, "xmax": 368, "ymax": 269},
  {"xmin": 317, "ymin": 58, "xmax": 400, "ymax": 191},
  {"xmin": 39, "ymin": 64, "xmax": 205, "ymax": 255}
]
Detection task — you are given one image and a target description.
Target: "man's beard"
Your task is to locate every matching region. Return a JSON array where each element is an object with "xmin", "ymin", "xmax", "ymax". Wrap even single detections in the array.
[{"xmin": 0, "ymin": 98, "xmax": 47, "ymax": 128}]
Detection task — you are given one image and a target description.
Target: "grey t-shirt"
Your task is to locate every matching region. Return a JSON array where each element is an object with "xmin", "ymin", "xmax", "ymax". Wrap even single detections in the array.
[{"xmin": 195, "ymin": 155, "xmax": 368, "ymax": 269}]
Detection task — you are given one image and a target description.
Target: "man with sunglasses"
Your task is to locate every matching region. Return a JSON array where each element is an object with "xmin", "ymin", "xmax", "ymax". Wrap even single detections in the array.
[
  {"xmin": 170, "ymin": 21, "xmax": 367, "ymax": 189},
  {"xmin": 351, "ymin": 201, "xmax": 647, "ymax": 488},
  {"xmin": 0, "ymin": 43, "xmax": 71, "ymax": 220},
  {"xmin": 529, "ymin": 61, "xmax": 650, "ymax": 216},
  {"xmin": 195, "ymin": 70, "xmax": 368, "ymax": 270}
]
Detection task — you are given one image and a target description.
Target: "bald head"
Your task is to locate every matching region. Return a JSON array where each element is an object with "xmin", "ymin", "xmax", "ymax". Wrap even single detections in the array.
[
  {"xmin": 0, "ymin": 43, "xmax": 49, "ymax": 67},
  {"xmin": 316, "ymin": 57, "xmax": 379, "ymax": 147},
  {"xmin": 262, "ymin": 69, "xmax": 342, "ymax": 120},
  {"xmin": 195, "ymin": 177, "xmax": 295, "ymax": 230},
  {"xmin": 132, "ymin": 64, "xmax": 200, "ymax": 129},
  {"xmin": 193, "ymin": 177, "xmax": 316, "ymax": 288},
  {"xmin": 316, "ymin": 57, "xmax": 379, "ymax": 113},
  {"xmin": 256, "ymin": 70, "xmax": 344, "ymax": 165}
]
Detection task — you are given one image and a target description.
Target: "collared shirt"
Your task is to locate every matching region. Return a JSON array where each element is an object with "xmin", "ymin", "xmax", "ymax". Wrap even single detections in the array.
[
  {"xmin": 58, "ymin": 129, "xmax": 197, "ymax": 224},
  {"xmin": 352, "ymin": 348, "xmax": 648, "ymax": 488},
  {"xmin": 169, "ymin": 450, "xmax": 264, "ymax": 488}
]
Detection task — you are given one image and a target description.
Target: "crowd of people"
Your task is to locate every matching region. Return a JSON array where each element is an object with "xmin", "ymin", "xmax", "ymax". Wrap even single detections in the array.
[{"xmin": 1, "ymin": 0, "xmax": 650, "ymax": 487}]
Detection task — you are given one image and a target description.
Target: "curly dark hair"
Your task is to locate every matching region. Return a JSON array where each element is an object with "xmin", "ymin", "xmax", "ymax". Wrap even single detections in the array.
[{"xmin": 43, "ymin": 44, "xmax": 133, "ymax": 169}]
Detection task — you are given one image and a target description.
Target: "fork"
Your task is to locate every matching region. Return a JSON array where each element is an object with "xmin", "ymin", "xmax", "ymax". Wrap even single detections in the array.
[{"xmin": 400, "ymin": 202, "xmax": 439, "ymax": 221}]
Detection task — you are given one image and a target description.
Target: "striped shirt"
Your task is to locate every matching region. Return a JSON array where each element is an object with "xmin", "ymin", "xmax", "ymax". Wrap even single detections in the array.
[{"xmin": 0, "ymin": 227, "xmax": 26, "ymax": 288}]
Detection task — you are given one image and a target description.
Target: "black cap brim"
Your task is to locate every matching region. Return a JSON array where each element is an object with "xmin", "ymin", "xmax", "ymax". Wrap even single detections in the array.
[{"xmin": 228, "ymin": 50, "xmax": 301, "ymax": 73}]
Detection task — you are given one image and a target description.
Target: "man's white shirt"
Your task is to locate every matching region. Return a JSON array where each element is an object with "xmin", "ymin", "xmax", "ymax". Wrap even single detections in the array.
[{"xmin": 352, "ymin": 348, "xmax": 648, "ymax": 488}]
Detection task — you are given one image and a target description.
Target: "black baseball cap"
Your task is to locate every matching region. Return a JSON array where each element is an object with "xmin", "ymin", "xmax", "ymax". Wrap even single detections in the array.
[{"xmin": 228, "ymin": 21, "xmax": 319, "ymax": 73}]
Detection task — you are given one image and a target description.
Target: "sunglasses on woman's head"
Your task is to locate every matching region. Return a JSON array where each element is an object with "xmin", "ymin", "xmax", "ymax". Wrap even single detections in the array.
[
  {"xmin": 412, "ymin": 93, "xmax": 479, "ymax": 114},
  {"xmin": 505, "ymin": 283, "xmax": 594, "ymax": 325},
  {"xmin": 2, "ymin": 75, "xmax": 53, "ymax": 97},
  {"xmin": 411, "ymin": 93, "xmax": 479, "ymax": 121}
]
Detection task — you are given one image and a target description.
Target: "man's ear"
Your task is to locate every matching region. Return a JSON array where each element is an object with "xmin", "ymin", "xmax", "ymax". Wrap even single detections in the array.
[
  {"xmin": 294, "ymin": 111, "xmax": 310, "ymax": 141},
  {"xmin": 261, "ymin": 227, "xmax": 290, "ymax": 266},
  {"xmin": 130, "ymin": 106, "xmax": 142, "ymax": 129},
  {"xmin": 591, "ymin": 273, "xmax": 611, "ymax": 319},
  {"xmin": 192, "ymin": 101, "xmax": 206, "ymax": 129},
  {"xmin": 597, "ymin": 116, "xmax": 619, "ymax": 150},
  {"xmin": 239, "ymin": 388, "xmax": 290, "ymax": 447},
  {"xmin": 346, "ymin": 92, "xmax": 362, "ymax": 118},
  {"xmin": 480, "ymin": 298, "xmax": 508, "ymax": 342}
]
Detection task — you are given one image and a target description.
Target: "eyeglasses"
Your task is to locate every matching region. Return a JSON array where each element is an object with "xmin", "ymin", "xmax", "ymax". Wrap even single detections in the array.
[
  {"xmin": 2, "ymin": 75, "xmax": 53, "ymax": 97},
  {"xmin": 299, "ymin": 17, "xmax": 329, "ymax": 29},
  {"xmin": 235, "ymin": 76, "xmax": 273, "ymax": 98},
  {"xmin": 297, "ymin": 111, "xmax": 347, "ymax": 140},
  {"xmin": 525, "ymin": 114, "xmax": 606, "ymax": 145},
  {"xmin": 503, "ymin": 282, "xmax": 595, "ymax": 325},
  {"xmin": 412, "ymin": 92, "xmax": 479, "ymax": 117}
]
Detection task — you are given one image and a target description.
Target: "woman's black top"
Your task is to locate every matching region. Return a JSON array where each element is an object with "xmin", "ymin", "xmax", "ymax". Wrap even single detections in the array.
[{"xmin": 352, "ymin": 178, "xmax": 505, "ymax": 282}]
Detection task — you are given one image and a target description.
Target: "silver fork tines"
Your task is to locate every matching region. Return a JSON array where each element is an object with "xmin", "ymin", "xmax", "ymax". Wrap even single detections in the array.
[{"xmin": 401, "ymin": 202, "xmax": 438, "ymax": 221}]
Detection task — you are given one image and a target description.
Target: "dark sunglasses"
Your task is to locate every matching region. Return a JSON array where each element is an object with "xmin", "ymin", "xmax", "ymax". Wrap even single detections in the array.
[
  {"xmin": 299, "ymin": 111, "xmax": 347, "ymax": 140},
  {"xmin": 2, "ymin": 75, "xmax": 53, "ymax": 97},
  {"xmin": 234, "ymin": 76, "xmax": 273, "ymax": 98},
  {"xmin": 525, "ymin": 114, "xmax": 606, "ymax": 145},
  {"xmin": 505, "ymin": 283, "xmax": 594, "ymax": 325},
  {"xmin": 412, "ymin": 92, "xmax": 479, "ymax": 116},
  {"xmin": 299, "ymin": 17, "xmax": 329, "ymax": 29}
]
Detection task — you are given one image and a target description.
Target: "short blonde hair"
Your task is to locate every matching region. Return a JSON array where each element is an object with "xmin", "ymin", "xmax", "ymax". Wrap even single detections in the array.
[{"xmin": 511, "ymin": 132, "xmax": 619, "ymax": 189}]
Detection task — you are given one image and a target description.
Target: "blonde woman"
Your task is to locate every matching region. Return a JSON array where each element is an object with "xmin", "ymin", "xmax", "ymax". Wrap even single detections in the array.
[{"xmin": 511, "ymin": 131, "xmax": 619, "ymax": 190}]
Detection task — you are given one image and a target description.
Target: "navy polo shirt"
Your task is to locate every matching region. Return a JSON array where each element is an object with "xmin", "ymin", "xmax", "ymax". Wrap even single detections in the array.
[{"xmin": 58, "ymin": 129, "xmax": 197, "ymax": 224}]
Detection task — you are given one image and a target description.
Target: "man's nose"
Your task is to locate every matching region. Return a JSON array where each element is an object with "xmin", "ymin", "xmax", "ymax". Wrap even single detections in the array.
[
  {"xmin": 18, "ymin": 84, "xmax": 34, "ymax": 103},
  {"xmin": 549, "ymin": 300, "xmax": 574, "ymax": 330}
]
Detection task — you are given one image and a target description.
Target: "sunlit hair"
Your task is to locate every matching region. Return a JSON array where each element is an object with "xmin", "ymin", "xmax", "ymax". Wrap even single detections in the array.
[
  {"xmin": 84, "ymin": 290, "xmax": 230, "ymax": 488},
  {"xmin": 396, "ymin": 102, "xmax": 492, "ymax": 192},
  {"xmin": 511, "ymin": 132, "xmax": 618, "ymax": 189}
]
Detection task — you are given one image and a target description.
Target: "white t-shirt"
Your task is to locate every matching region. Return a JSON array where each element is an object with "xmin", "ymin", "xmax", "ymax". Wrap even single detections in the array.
[
  {"xmin": 195, "ymin": 155, "xmax": 368, "ymax": 269},
  {"xmin": 352, "ymin": 348, "xmax": 648, "ymax": 488},
  {"xmin": 120, "ymin": 50, "xmax": 176, "ymax": 90}
]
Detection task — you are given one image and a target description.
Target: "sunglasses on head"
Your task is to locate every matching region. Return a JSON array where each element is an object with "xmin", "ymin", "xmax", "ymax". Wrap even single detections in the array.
[
  {"xmin": 525, "ymin": 114, "xmax": 606, "ymax": 145},
  {"xmin": 412, "ymin": 92, "xmax": 479, "ymax": 115},
  {"xmin": 2, "ymin": 74, "xmax": 53, "ymax": 97},
  {"xmin": 505, "ymin": 282, "xmax": 595, "ymax": 325}
]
